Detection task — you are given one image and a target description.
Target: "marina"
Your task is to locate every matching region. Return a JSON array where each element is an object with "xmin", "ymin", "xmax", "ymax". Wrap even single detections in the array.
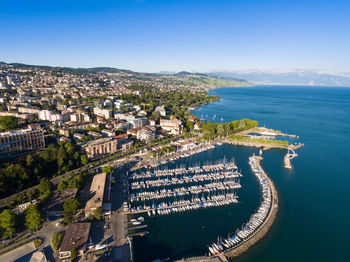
[
  {"xmin": 133, "ymin": 144, "xmax": 263, "ymax": 261},
  {"xmin": 128, "ymin": 160, "xmax": 242, "ymax": 216}
]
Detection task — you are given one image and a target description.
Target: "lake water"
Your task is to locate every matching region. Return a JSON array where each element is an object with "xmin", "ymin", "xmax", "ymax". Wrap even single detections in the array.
[{"xmin": 133, "ymin": 85, "xmax": 350, "ymax": 262}]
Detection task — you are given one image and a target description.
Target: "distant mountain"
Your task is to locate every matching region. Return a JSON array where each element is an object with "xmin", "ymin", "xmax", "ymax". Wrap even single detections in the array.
[{"xmin": 209, "ymin": 70, "xmax": 350, "ymax": 87}]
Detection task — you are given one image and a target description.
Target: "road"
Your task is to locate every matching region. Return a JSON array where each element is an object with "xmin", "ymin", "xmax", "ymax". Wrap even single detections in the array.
[{"xmin": 0, "ymin": 242, "xmax": 35, "ymax": 262}]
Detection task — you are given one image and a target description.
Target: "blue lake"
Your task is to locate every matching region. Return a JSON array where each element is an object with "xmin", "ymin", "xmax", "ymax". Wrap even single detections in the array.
[{"xmin": 134, "ymin": 86, "xmax": 350, "ymax": 261}]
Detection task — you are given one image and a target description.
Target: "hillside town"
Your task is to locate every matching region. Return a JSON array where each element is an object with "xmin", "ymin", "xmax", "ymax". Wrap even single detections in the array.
[{"xmin": 0, "ymin": 62, "xmax": 221, "ymax": 162}]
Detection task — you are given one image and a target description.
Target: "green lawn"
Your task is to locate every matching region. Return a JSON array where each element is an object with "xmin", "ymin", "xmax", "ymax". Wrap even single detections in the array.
[{"xmin": 228, "ymin": 135, "xmax": 289, "ymax": 147}]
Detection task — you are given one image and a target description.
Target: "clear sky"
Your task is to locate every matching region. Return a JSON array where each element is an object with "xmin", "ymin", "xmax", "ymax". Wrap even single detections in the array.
[{"xmin": 1, "ymin": 0, "xmax": 349, "ymax": 72}]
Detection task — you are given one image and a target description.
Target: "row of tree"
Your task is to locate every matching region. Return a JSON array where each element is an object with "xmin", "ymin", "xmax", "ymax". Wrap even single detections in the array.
[{"xmin": 0, "ymin": 203, "xmax": 43, "ymax": 240}]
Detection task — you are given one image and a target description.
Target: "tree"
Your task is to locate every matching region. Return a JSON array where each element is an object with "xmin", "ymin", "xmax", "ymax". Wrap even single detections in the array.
[
  {"xmin": 70, "ymin": 247, "xmax": 77, "ymax": 260},
  {"xmin": 93, "ymin": 207, "xmax": 104, "ymax": 221},
  {"xmin": 39, "ymin": 178, "xmax": 53, "ymax": 195},
  {"xmin": 25, "ymin": 204, "xmax": 43, "ymax": 230},
  {"xmin": 0, "ymin": 209, "xmax": 16, "ymax": 239},
  {"xmin": 1, "ymin": 164, "xmax": 29, "ymax": 196},
  {"xmin": 57, "ymin": 180, "xmax": 67, "ymax": 192},
  {"xmin": 63, "ymin": 197, "xmax": 81, "ymax": 223},
  {"xmin": 13, "ymin": 193, "xmax": 23, "ymax": 205},
  {"xmin": 52, "ymin": 232, "xmax": 63, "ymax": 251},
  {"xmin": 67, "ymin": 174, "xmax": 83, "ymax": 189},
  {"xmin": 25, "ymin": 190, "xmax": 34, "ymax": 201},
  {"xmin": 26, "ymin": 154, "xmax": 34, "ymax": 167},
  {"xmin": 3, "ymin": 227, "xmax": 15, "ymax": 240},
  {"xmin": 80, "ymin": 155, "xmax": 88, "ymax": 165},
  {"xmin": 102, "ymin": 165, "xmax": 113, "ymax": 174},
  {"xmin": 63, "ymin": 211, "xmax": 74, "ymax": 224},
  {"xmin": 3, "ymin": 200, "xmax": 12, "ymax": 209},
  {"xmin": 57, "ymin": 145, "xmax": 68, "ymax": 172},
  {"xmin": 0, "ymin": 116, "xmax": 18, "ymax": 130},
  {"xmin": 63, "ymin": 198, "xmax": 81, "ymax": 214}
]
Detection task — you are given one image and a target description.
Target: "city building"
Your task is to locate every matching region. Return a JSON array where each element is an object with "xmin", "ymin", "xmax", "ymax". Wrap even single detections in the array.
[
  {"xmin": 131, "ymin": 117, "xmax": 148, "ymax": 128},
  {"xmin": 160, "ymin": 118, "xmax": 183, "ymax": 135},
  {"xmin": 194, "ymin": 122, "xmax": 201, "ymax": 130},
  {"xmin": 155, "ymin": 105, "xmax": 168, "ymax": 116},
  {"xmin": 87, "ymin": 131, "xmax": 102, "ymax": 138},
  {"xmin": 84, "ymin": 173, "xmax": 111, "ymax": 216},
  {"xmin": 59, "ymin": 128, "xmax": 70, "ymax": 137},
  {"xmin": 101, "ymin": 129, "xmax": 115, "ymax": 137},
  {"xmin": 114, "ymin": 134, "xmax": 133, "ymax": 150},
  {"xmin": 38, "ymin": 110, "xmax": 70, "ymax": 122},
  {"xmin": 93, "ymin": 107, "xmax": 113, "ymax": 119},
  {"xmin": 72, "ymin": 133, "xmax": 84, "ymax": 141},
  {"xmin": 137, "ymin": 126, "xmax": 156, "ymax": 142},
  {"xmin": 0, "ymin": 126, "xmax": 45, "ymax": 157},
  {"xmin": 70, "ymin": 113, "xmax": 90, "ymax": 122},
  {"xmin": 80, "ymin": 137, "xmax": 118, "ymax": 159},
  {"xmin": 59, "ymin": 223, "xmax": 91, "ymax": 260}
]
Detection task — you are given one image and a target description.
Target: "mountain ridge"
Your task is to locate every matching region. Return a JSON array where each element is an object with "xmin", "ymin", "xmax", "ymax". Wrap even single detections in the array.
[{"xmin": 209, "ymin": 70, "xmax": 350, "ymax": 87}]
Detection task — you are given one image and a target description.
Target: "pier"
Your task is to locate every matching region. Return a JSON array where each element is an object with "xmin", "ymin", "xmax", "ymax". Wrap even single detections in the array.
[
  {"xmin": 128, "ymin": 161, "xmax": 242, "ymax": 216},
  {"xmin": 224, "ymin": 156, "xmax": 278, "ymax": 259},
  {"xmin": 127, "ymin": 231, "xmax": 149, "ymax": 237},
  {"xmin": 204, "ymin": 155, "xmax": 278, "ymax": 261},
  {"xmin": 126, "ymin": 224, "xmax": 148, "ymax": 231},
  {"xmin": 284, "ymin": 148, "xmax": 298, "ymax": 169}
]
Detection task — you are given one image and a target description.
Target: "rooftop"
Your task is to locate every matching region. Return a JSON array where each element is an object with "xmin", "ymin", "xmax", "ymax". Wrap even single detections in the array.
[
  {"xmin": 59, "ymin": 222, "xmax": 91, "ymax": 252},
  {"xmin": 81, "ymin": 137, "xmax": 114, "ymax": 146},
  {"xmin": 85, "ymin": 173, "xmax": 107, "ymax": 214},
  {"xmin": 0, "ymin": 127, "xmax": 42, "ymax": 137}
]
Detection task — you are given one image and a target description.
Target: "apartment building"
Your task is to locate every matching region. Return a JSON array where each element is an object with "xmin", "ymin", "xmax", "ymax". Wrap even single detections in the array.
[
  {"xmin": 0, "ymin": 126, "xmax": 45, "ymax": 157},
  {"xmin": 80, "ymin": 137, "xmax": 118, "ymax": 159}
]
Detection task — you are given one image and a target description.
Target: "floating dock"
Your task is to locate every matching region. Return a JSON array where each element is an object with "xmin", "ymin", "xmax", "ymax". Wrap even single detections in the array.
[{"xmin": 128, "ymin": 161, "xmax": 242, "ymax": 216}]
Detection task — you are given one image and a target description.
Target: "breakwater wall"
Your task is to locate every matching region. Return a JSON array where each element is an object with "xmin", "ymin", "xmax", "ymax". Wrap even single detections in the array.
[{"xmin": 222, "ymin": 156, "xmax": 278, "ymax": 259}]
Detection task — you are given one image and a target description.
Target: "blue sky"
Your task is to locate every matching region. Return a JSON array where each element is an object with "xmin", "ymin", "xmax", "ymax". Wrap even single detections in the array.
[{"xmin": 1, "ymin": 0, "xmax": 349, "ymax": 72}]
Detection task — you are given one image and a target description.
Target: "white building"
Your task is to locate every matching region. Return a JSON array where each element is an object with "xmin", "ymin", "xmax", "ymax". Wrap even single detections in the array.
[
  {"xmin": 101, "ymin": 129, "xmax": 115, "ymax": 137},
  {"xmin": 131, "ymin": 117, "xmax": 148, "ymax": 128},
  {"xmin": 38, "ymin": 110, "xmax": 53, "ymax": 121},
  {"xmin": 137, "ymin": 127, "xmax": 156, "ymax": 142},
  {"xmin": 70, "ymin": 113, "xmax": 90, "ymax": 122},
  {"xmin": 155, "ymin": 106, "xmax": 167, "ymax": 116},
  {"xmin": 93, "ymin": 107, "xmax": 113, "ymax": 119},
  {"xmin": 160, "ymin": 118, "xmax": 183, "ymax": 135},
  {"xmin": 38, "ymin": 110, "xmax": 71, "ymax": 122}
]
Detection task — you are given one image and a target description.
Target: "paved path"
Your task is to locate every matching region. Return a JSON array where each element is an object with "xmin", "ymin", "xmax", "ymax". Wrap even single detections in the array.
[{"xmin": 0, "ymin": 242, "xmax": 35, "ymax": 262}]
